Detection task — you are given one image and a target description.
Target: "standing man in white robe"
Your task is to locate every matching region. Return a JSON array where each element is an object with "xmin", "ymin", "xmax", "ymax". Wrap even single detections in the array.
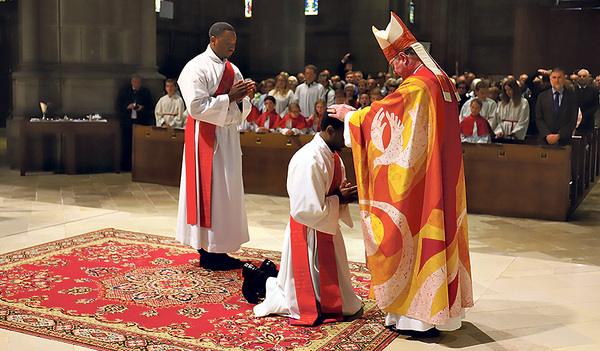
[
  {"xmin": 293, "ymin": 65, "xmax": 326, "ymax": 117},
  {"xmin": 176, "ymin": 22, "xmax": 255, "ymax": 271},
  {"xmin": 243, "ymin": 114, "xmax": 362, "ymax": 325}
]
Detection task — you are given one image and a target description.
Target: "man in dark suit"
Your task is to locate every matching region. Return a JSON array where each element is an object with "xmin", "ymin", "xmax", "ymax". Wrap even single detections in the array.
[
  {"xmin": 536, "ymin": 68, "xmax": 578, "ymax": 145},
  {"xmin": 116, "ymin": 74, "xmax": 153, "ymax": 171},
  {"xmin": 575, "ymin": 69, "xmax": 599, "ymax": 133}
]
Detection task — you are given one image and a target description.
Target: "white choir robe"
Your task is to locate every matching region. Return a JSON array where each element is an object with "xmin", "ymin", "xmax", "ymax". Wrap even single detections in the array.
[
  {"xmin": 268, "ymin": 89, "xmax": 294, "ymax": 116},
  {"xmin": 494, "ymin": 97, "xmax": 530, "ymax": 140},
  {"xmin": 155, "ymin": 93, "xmax": 186, "ymax": 128},
  {"xmin": 254, "ymin": 134, "xmax": 362, "ymax": 320},
  {"xmin": 460, "ymin": 97, "xmax": 499, "ymax": 129},
  {"xmin": 176, "ymin": 45, "xmax": 252, "ymax": 253},
  {"xmin": 293, "ymin": 82, "xmax": 326, "ymax": 117}
]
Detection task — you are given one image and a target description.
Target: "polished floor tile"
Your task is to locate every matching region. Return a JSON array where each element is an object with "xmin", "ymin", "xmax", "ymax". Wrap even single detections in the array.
[{"xmin": 0, "ymin": 156, "xmax": 599, "ymax": 350}]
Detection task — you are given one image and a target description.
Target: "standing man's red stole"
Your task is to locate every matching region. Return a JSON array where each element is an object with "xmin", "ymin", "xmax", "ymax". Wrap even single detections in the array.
[
  {"xmin": 289, "ymin": 152, "xmax": 344, "ymax": 326},
  {"xmin": 184, "ymin": 60, "xmax": 235, "ymax": 227}
]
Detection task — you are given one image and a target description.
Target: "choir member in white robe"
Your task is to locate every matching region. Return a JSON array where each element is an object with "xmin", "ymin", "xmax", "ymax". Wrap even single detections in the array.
[
  {"xmin": 494, "ymin": 79, "xmax": 530, "ymax": 140},
  {"xmin": 268, "ymin": 89, "xmax": 294, "ymax": 117},
  {"xmin": 176, "ymin": 22, "xmax": 255, "ymax": 270},
  {"xmin": 293, "ymin": 65, "xmax": 326, "ymax": 116},
  {"xmin": 460, "ymin": 81, "xmax": 499, "ymax": 130},
  {"xmin": 155, "ymin": 79, "xmax": 186, "ymax": 128},
  {"xmin": 252, "ymin": 116, "xmax": 362, "ymax": 321}
]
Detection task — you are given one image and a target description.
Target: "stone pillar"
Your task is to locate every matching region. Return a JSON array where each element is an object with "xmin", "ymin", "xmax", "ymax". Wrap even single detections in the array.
[
  {"xmin": 250, "ymin": 0, "xmax": 305, "ymax": 79},
  {"xmin": 18, "ymin": 0, "xmax": 40, "ymax": 67},
  {"xmin": 8, "ymin": 0, "xmax": 164, "ymax": 169}
]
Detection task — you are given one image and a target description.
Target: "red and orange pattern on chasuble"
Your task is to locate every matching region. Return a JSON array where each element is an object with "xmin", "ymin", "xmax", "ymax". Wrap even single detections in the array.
[{"xmin": 348, "ymin": 66, "xmax": 473, "ymax": 325}]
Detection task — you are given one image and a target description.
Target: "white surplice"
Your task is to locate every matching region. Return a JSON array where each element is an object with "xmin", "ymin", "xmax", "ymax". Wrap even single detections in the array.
[
  {"xmin": 268, "ymin": 89, "xmax": 294, "ymax": 116},
  {"xmin": 154, "ymin": 93, "xmax": 186, "ymax": 128},
  {"xmin": 253, "ymin": 134, "xmax": 362, "ymax": 320},
  {"xmin": 494, "ymin": 97, "xmax": 530, "ymax": 140},
  {"xmin": 176, "ymin": 45, "xmax": 252, "ymax": 253},
  {"xmin": 293, "ymin": 81, "xmax": 326, "ymax": 117}
]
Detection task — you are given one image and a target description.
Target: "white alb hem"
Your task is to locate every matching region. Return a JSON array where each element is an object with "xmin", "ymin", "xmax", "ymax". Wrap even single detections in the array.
[{"xmin": 385, "ymin": 309, "xmax": 466, "ymax": 332}]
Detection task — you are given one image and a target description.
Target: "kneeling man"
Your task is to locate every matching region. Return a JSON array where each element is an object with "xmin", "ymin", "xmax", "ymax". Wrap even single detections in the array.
[{"xmin": 243, "ymin": 114, "xmax": 362, "ymax": 326}]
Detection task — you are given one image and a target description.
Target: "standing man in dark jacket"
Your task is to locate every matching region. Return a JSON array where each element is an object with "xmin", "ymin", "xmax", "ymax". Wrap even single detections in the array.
[
  {"xmin": 575, "ymin": 69, "xmax": 599, "ymax": 133},
  {"xmin": 116, "ymin": 74, "xmax": 153, "ymax": 171},
  {"xmin": 536, "ymin": 68, "xmax": 578, "ymax": 145}
]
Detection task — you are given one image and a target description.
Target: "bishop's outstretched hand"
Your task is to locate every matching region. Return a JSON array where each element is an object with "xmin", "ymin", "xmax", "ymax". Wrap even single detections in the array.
[{"xmin": 327, "ymin": 104, "xmax": 357, "ymax": 122}]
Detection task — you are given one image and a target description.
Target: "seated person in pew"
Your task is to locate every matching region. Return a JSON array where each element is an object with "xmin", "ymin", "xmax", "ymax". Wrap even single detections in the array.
[
  {"xmin": 460, "ymin": 80, "xmax": 499, "ymax": 130},
  {"xmin": 358, "ymin": 93, "xmax": 371, "ymax": 110},
  {"xmin": 253, "ymin": 96, "xmax": 282, "ymax": 133},
  {"xmin": 369, "ymin": 87, "xmax": 384, "ymax": 103},
  {"xmin": 494, "ymin": 79, "xmax": 529, "ymax": 141},
  {"xmin": 242, "ymin": 113, "xmax": 362, "ymax": 326},
  {"xmin": 279, "ymin": 102, "xmax": 310, "ymax": 136},
  {"xmin": 155, "ymin": 78, "xmax": 186, "ymax": 128},
  {"xmin": 307, "ymin": 99, "xmax": 327, "ymax": 134},
  {"xmin": 460, "ymin": 98, "xmax": 494, "ymax": 143}
]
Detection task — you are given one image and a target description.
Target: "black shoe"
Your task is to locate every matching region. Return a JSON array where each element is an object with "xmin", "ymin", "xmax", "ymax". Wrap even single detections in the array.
[
  {"xmin": 199, "ymin": 249, "xmax": 243, "ymax": 271},
  {"xmin": 259, "ymin": 259, "xmax": 279, "ymax": 278},
  {"xmin": 242, "ymin": 263, "xmax": 261, "ymax": 304},
  {"xmin": 386, "ymin": 325, "xmax": 440, "ymax": 338}
]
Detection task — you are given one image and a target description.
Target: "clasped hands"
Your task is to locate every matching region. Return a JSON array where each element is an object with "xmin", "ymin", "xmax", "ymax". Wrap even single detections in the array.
[
  {"xmin": 337, "ymin": 178, "xmax": 358, "ymax": 205},
  {"xmin": 228, "ymin": 80, "xmax": 256, "ymax": 103},
  {"xmin": 127, "ymin": 103, "xmax": 144, "ymax": 111},
  {"xmin": 546, "ymin": 133, "xmax": 560, "ymax": 145}
]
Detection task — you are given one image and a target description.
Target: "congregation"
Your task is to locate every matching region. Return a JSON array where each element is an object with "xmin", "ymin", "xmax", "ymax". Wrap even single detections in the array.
[{"xmin": 117, "ymin": 56, "xmax": 600, "ymax": 167}]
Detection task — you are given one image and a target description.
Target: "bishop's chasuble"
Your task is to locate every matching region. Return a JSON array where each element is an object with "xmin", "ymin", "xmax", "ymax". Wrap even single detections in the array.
[{"xmin": 345, "ymin": 65, "xmax": 473, "ymax": 327}]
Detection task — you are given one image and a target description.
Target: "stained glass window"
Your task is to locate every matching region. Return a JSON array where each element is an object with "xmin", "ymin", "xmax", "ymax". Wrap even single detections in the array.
[
  {"xmin": 155, "ymin": 0, "xmax": 161, "ymax": 13},
  {"xmin": 245, "ymin": 0, "xmax": 252, "ymax": 18},
  {"xmin": 305, "ymin": 0, "xmax": 318, "ymax": 16}
]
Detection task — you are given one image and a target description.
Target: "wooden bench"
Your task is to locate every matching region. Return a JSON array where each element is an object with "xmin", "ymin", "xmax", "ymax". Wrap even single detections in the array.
[{"xmin": 131, "ymin": 128, "xmax": 599, "ymax": 221}]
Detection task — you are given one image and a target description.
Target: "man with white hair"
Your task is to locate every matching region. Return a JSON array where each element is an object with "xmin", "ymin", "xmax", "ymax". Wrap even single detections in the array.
[
  {"xmin": 328, "ymin": 12, "xmax": 473, "ymax": 337},
  {"xmin": 575, "ymin": 68, "xmax": 599, "ymax": 132}
]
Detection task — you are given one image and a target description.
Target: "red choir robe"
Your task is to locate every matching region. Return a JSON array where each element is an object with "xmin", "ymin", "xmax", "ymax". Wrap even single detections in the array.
[
  {"xmin": 460, "ymin": 114, "xmax": 494, "ymax": 137},
  {"xmin": 279, "ymin": 113, "xmax": 309, "ymax": 130},
  {"xmin": 255, "ymin": 110, "xmax": 282, "ymax": 130}
]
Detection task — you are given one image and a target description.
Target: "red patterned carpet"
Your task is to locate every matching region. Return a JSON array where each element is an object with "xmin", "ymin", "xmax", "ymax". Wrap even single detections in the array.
[{"xmin": 0, "ymin": 228, "xmax": 396, "ymax": 350}]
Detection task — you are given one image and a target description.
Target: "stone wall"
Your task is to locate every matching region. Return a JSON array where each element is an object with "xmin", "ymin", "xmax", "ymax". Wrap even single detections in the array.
[{"xmin": 8, "ymin": 0, "xmax": 164, "ymax": 168}]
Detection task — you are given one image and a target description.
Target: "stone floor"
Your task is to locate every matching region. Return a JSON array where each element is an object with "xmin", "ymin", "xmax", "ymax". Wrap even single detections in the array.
[{"xmin": 1, "ymin": 143, "xmax": 600, "ymax": 350}]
